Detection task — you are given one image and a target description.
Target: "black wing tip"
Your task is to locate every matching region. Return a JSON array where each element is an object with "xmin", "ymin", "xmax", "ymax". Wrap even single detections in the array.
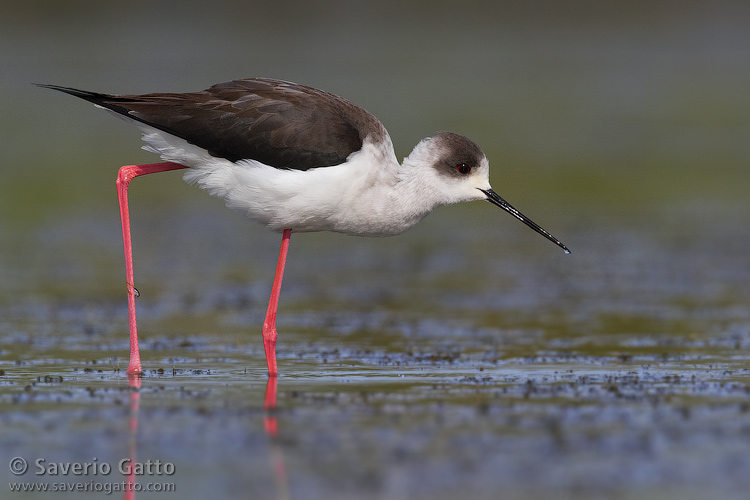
[
  {"xmin": 35, "ymin": 83, "xmax": 85, "ymax": 94},
  {"xmin": 35, "ymin": 83, "xmax": 113, "ymax": 103},
  {"xmin": 34, "ymin": 83, "xmax": 63, "ymax": 90},
  {"xmin": 35, "ymin": 84, "xmax": 139, "ymax": 123}
]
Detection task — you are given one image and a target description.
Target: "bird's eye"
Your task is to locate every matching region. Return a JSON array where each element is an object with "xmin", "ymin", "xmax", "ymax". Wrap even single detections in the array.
[{"xmin": 456, "ymin": 163, "xmax": 471, "ymax": 175}]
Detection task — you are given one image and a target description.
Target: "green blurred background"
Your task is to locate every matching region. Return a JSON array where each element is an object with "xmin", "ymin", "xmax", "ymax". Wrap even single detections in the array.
[
  {"xmin": 2, "ymin": 0, "xmax": 749, "ymax": 323},
  {"xmin": 4, "ymin": 0, "xmax": 749, "ymax": 217},
  {"xmin": 3, "ymin": 0, "xmax": 750, "ymax": 315}
]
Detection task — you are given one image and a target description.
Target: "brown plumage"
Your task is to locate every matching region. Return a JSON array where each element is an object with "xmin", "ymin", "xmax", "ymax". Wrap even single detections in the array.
[{"xmin": 38, "ymin": 78, "xmax": 387, "ymax": 169}]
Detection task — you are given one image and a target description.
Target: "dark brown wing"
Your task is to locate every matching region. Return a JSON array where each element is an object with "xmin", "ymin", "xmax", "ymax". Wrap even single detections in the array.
[{"xmin": 39, "ymin": 78, "xmax": 387, "ymax": 170}]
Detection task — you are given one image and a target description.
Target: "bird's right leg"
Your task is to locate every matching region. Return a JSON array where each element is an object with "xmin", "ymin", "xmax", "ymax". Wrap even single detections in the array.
[{"xmin": 262, "ymin": 228, "xmax": 292, "ymax": 377}]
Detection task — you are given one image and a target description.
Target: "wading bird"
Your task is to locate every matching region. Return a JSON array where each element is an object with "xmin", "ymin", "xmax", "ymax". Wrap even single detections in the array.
[{"xmin": 40, "ymin": 78, "xmax": 569, "ymax": 377}]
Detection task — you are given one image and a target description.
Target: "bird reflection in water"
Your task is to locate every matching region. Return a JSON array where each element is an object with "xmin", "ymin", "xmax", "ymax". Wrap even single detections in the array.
[
  {"xmin": 264, "ymin": 376, "xmax": 290, "ymax": 500},
  {"xmin": 119, "ymin": 375, "xmax": 289, "ymax": 500}
]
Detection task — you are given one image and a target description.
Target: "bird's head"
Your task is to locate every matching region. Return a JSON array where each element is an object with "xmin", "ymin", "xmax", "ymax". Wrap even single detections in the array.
[
  {"xmin": 403, "ymin": 131, "xmax": 491, "ymax": 205},
  {"xmin": 404, "ymin": 131, "xmax": 570, "ymax": 254}
]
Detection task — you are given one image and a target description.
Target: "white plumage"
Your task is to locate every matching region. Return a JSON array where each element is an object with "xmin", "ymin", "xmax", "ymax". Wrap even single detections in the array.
[{"xmin": 137, "ymin": 122, "xmax": 492, "ymax": 236}]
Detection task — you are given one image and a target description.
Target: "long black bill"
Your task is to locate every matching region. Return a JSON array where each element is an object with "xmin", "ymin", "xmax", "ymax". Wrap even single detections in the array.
[{"xmin": 481, "ymin": 189, "xmax": 570, "ymax": 254}]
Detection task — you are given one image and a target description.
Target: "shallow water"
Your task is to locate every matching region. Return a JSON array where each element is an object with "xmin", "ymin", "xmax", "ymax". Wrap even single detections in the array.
[{"xmin": 3, "ymin": 200, "xmax": 750, "ymax": 499}]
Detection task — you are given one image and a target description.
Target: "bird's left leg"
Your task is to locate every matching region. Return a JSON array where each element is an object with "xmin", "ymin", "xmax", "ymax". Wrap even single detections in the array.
[{"xmin": 116, "ymin": 162, "xmax": 189, "ymax": 375}]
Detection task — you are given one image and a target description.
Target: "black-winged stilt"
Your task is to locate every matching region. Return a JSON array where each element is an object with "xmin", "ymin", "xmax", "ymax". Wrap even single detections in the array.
[{"xmin": 39, "ymin": 78, "xmax": 570, "ymax": 377}]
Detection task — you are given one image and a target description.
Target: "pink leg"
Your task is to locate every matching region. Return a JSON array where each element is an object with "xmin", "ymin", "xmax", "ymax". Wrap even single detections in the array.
[
  {"xmin": 116, "ymin": 162, "xmax": 188, "ymax": 375},
  {"xmin": 262, "ymin": 228, "xmax": 292, "ymax": 377}
]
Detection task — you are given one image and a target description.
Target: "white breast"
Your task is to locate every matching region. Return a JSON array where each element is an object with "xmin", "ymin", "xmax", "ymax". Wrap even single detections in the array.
[{"xmin": 137, "ymin": 126, "xmax": 435, "ymax": 236}]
